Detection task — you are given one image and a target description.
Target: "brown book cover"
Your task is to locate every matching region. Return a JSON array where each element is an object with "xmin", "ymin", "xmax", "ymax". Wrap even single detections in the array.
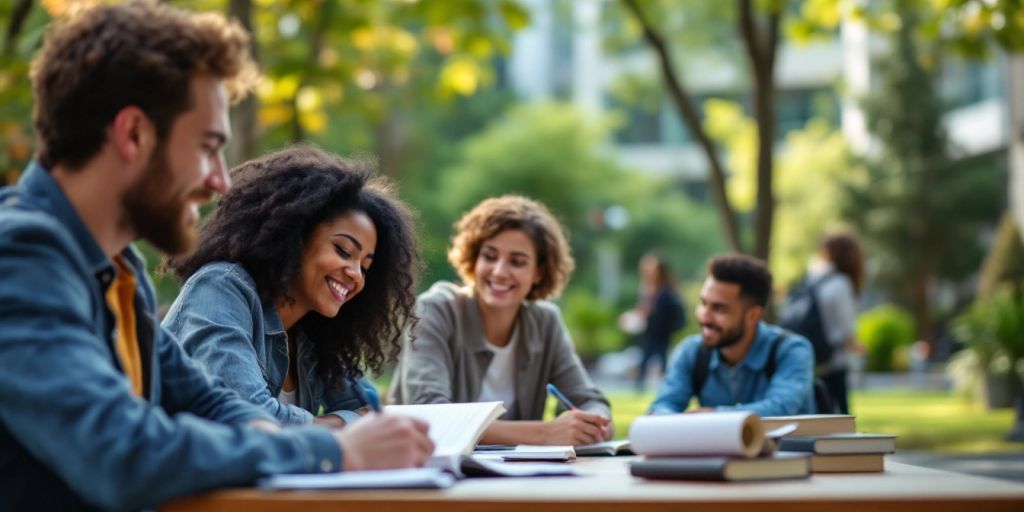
[
  {"xmin": 779, "ymin": 452, "xmax": 885, "ymax": 473},
  {"xmin": 630, "ymin": 453, "xmax": 810, "ymax": 482},
  {"xmin": 777, "ymin": 433, "xmax": 896, "ymax": 455},
  {"xmin": 761, "ymin": 414, "xmax": 856, "ymax": 437}
]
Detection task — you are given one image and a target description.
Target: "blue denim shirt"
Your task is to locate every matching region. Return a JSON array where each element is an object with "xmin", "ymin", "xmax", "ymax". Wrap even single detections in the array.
[
  {"xmin": 649, "ymin": 322, "xmax": 815, "ymax": 416},
  {"xmin": 0, "ymin": 163, "xmax": 342, "ymax": 511},
  {"xmin": 162, "ymin": 261, "xmax": 380, "ymax": 425}
]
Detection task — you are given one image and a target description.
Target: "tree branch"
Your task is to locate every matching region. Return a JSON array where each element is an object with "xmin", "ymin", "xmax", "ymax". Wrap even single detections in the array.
[
  {"xmin": 620, "ymin": 0, "xmax": 744, "ymax": 253},
  {"xmin": 4, "ymin": 0, "xmax": 32, "ymax": 58},
  {"xmin": 227, "ymin": 0, "xmax": 260, "ymax": 165},
  {"xmin": 737, "ymin": 0, "xmax": 782, "ymax": 260}
]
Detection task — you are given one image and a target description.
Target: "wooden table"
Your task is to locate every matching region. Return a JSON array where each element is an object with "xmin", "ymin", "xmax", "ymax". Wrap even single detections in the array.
[{"xmin": 163, "ymin": 457, "xmax": 1024, "ymax": 512}]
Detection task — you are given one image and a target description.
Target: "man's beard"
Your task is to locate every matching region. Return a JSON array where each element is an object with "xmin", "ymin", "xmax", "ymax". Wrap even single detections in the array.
[
  {"xmin": 702, "ymin": 320, "xmax": 746, "ymax": 349},
  {"xmin": 121, "ymin": 146, "xmax": 208, "ymax": 256}
]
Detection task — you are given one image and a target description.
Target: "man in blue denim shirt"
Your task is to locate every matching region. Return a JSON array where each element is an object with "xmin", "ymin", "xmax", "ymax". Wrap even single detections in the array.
[
  {"xmin": 0, "ymin": 3, "xmax": 432, "ymax": 511},
  {"xmin": 649, "ymin": 255, "xmax": 815, "ymax": 416}
]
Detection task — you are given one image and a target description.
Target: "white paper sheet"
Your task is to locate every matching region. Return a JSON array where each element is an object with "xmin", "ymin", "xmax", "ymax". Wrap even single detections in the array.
[
  {"xmin": 628, "ymin": 411, "xmax": 765, "ymax": 458},
  {"xmin": 260, "ymin": 468, "xmax": 455, "ymax": 490}
]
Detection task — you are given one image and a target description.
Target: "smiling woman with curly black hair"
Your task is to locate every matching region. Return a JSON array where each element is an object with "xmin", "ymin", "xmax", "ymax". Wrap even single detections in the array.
[{"xmin": 162, "ymin": 144, "xmax": 420, "ymax": 427}]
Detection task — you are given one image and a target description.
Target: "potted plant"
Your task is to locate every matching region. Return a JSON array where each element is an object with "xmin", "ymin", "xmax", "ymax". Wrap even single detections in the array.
[{"xmin": 952, "ymin": 292, "xmax": 1024, "ymax": 409}]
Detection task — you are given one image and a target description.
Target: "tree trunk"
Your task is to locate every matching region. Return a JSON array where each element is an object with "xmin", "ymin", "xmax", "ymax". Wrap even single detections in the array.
[
  {"xmin": 737, "ymin": 0, "xmax": 781, "ymax": 261},
  {"xmin": 910, "ymin": 262, "xmax": 933, "ymax": 351},
  {"xmin": 1009, "ymin": 53, "xmax": 1024, "ymax": 245},
  {"xmin": 3, "ymin": 0, "xmax": 32, "ymax": 58},
  {"xmin": 620, "ymin": 0, "xmax": 744, "ymax": 254},
  {"xmin": 227, "ymin": 0, "xmax": 260, "ymax": 166}
]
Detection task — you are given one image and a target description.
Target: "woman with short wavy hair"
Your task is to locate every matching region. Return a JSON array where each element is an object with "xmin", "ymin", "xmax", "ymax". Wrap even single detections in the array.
[
  {"xmin": 163, "ymin": 144, "xmax": 420, "ymax": 427},
  {"xmin": 390, "ymin": 195, "xmax": 612, "ymax": 446}
]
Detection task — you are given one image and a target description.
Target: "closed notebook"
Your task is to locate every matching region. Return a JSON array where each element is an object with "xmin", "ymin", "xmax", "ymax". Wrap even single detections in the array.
[
  {"xmin": 575, "ymin": 439, "xmax": 633, "ymax": 457},
  {"xmin": 761, "ymin": 414, "xmax": 856, "ymax": 437},
  {"xmin": 630, "ymin": 453, "xmax": 810, "ymax": 482},
  {"xmin": 473, "ymin": 445, "xmax": 576, "ymax": 462},
  {"xmin": 800, "ymin": 453, "xmax": 885, "ymax": 473},
  {"xmin": 777, "ymin": 433, "xmax": 896, "ymax": 455},
  {"xmin": 260, "ymin": 468, "xmax": 456, "ymax": 490}
]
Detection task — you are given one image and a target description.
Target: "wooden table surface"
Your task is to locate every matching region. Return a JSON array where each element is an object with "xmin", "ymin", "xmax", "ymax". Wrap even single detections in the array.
[{"xmin": 162, "ymin": 457, "xmax": 1024, "ymax": 512}]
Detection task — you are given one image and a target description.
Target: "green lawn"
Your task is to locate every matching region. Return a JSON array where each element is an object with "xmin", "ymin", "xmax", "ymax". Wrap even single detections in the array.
[{"xmin": 601, "ymin": 389, "xmax": 1024, "ymax": 454}]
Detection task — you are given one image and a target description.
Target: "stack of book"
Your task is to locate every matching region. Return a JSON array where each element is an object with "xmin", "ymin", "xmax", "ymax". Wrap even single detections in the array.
[
  {"xmin": 763, "ymin": 414, "xmax": 896, "ymax": 473},
  {"xmin": 628, "ymin": 412, "xmax": 811, "ymax": 482}
]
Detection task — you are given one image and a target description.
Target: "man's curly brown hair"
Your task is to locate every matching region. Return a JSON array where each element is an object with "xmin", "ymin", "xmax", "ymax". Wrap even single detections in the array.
[
  {"xmin": 167, "ymin": 145, "xmax": 421, "ymax": 383},
  {"xmin": 448, "ymin": 195, "xmax": 574, "ymax": 301},
  {"xmin": 30, "ymin": 0, "xmax": 257, "ymax": 170}
]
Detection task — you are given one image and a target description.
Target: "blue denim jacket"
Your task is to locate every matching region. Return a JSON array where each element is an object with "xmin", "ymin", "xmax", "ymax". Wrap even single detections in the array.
[
  {"xmin": 649, "ymin": 322, "xmax": 815, "ymax": 416},
  {"xmin": 0, "ymin": 163, "xmax": 342, "ymax": 511},
  {"xmin": 162, "ymin": 261, "xmax": 380, "ymax": 425}
]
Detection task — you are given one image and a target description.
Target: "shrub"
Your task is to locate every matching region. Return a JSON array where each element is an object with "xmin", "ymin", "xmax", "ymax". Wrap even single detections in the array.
[
  {"xmin": 856, "ymin": 304, "xmax": 916, "ymax": 372},
  {"xmin": 561, "ymin": 290, "xmax": 626, "ymax": 360},
  {"xmin": 952, "ymin": 291, "xmax": 1024, "ymax": 404}
]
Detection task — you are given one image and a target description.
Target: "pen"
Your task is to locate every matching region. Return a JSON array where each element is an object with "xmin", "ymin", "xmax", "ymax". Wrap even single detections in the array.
[
  {"xmin": 350, "ymin": 377, "xmax": 381, "ymax": 413},
  {"xmin": 546, "ymin": 383, "xmax": 577, "ymax": 411}
]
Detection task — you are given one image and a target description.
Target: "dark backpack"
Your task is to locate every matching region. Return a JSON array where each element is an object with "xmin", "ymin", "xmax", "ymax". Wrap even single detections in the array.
[
  {"xmin": 778, "ymin": 274, "xmax": 837, "ymax": 366},
  {"xmin": 691, "ymin": 333, "xmax": 835, "ymax": 414}
]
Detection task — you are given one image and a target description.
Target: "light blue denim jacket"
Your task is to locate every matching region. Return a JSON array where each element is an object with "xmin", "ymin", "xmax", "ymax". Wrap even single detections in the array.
[
  {"xmin": 649, "ymin": 322, "xmax": 815, "ymax": 416},
  {"xmin": 162, "ymin": 261, "xmax": 379, "ymax": 425},
  {"xmin": 0, "ymin": 163, "xmax": 343, "ymax": 512}
]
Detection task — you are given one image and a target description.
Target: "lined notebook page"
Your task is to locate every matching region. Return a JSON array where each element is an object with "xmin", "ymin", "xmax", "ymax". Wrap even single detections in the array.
[{"xmin": 385, "ymin": 402, "xmax": 505, "ymax": 457}]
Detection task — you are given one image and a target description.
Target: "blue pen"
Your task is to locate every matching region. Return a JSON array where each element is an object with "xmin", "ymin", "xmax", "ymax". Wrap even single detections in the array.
[
  {"xmin": 350, "ymin": 377, "xmax": 381, "ymax": 413},
  {"xmin": 546, "ymin": 383, "xmax": 577, "ymax": 411}
]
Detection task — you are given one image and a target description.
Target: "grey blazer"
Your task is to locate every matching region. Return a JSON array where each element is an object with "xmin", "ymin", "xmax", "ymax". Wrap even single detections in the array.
[{"xmin": 389, "ymin": 281, "xmax": 610, "ymax": 420}]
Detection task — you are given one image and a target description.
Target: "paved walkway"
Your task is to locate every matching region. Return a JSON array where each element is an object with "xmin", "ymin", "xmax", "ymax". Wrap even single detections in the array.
[{"xmin": 891, "ymin": 451, "xmax": 1024, "ymax": 483}]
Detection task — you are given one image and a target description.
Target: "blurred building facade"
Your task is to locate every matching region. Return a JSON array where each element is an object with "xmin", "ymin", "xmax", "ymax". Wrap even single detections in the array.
[{"xmin": 504, "ymin": 0, "xmax": 1010, "ymax": 195}]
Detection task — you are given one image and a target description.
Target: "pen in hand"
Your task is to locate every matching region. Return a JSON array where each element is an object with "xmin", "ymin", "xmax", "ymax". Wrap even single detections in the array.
[
  {"xmin": 350, "ymin": 377, "xmax": 381, "ymax": 413},
  {"xmin": 546, "ymin": 383, "xmax": 577, "ymax": 411}
]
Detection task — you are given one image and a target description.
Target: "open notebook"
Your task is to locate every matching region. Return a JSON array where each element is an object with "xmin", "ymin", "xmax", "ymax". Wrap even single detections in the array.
[
  {"xmin": 383, "ymin": 402, "xmax": 573, "ymax": 478},
  {"xmin": 384, "ymin": 401, "xmax": 505, "ymax": 471}
]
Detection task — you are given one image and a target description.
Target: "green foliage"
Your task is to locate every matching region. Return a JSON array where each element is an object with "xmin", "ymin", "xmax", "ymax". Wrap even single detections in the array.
[
  {"xmin": 857, "ymin": 304, "xmax": 917, "ymax": 372},
  {"xmin": 954, "ymin": 292, "xmax": 1024, "ymax": 380},
  {"xmin": 561, "ymin": 289, "xmax": 626, "ymax": 360},
  {"xmin": 772, "ymin": 119, "xmax": 862, "ymax": 288},
  {"xmin": 841, "ymin": 1, "xmax": 1004, "ymax": 337},
  {"xmin": 978, "ymin": 212, "xmax": 1024, "ymax": 300},
  {"xmin": 701, "ymin": 98, "xmax": 861, "ymax": 288},
  {"xmin": 613, "ymin": 183, "xmax": 724, "ymax": 288},
  {"xmin": 434, "ymin": 101, "xmax": 626, "ymax": 294},
  {"xmin": 0, "ymin": 3, "xmax": 52, "ymax": 184},
  {"xmin": 440, "ymin": 102, "xmax": 622, "ymax": 222}
]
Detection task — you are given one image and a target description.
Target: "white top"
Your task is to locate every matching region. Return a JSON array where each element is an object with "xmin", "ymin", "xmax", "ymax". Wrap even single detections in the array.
[
  {"xmin": 278, "ymin": 387, "xmax": 298, "ymax": 406},
  {"xmin": 808, "ymin": 260, "xmax": 858, "ymax": 369},
  {"xmin": 476, "ymin": 330, "xmax": 518, "ymax": 413}
]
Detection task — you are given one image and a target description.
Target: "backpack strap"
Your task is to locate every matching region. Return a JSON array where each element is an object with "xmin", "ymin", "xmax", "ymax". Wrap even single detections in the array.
[
  {"xmin": 764, "ymin": 333, "xmax": 788, "ymax": 380},
  {"xmin": 694, "ymin": 331, "xmax": 791, "ymax": 404},
  {"xmin": 691, "ymin": 342, "xmax": 712, "ymax": 400},
  {"xmin": 766, "ymin": 330, "xmax": 835, "ymax": 412}
]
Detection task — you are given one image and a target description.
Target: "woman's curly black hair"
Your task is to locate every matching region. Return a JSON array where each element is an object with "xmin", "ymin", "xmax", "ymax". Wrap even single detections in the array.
[{"xmin": 167, "ymin": 144, "xmax": 421, "ymax": 385}]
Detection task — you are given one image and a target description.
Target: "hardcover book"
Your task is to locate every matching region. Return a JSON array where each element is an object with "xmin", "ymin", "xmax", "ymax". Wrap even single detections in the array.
[
  {"xmin": 801, "ymin": 453, "xmax": 885, "ymax": 473},
  {"xmin": 761, "ymin": 414, "xmax": 857, "ymax": 437},
  {"xmin": 777, "ymin": 433, "xmax": 896, "ymax": 455},
  {"xmin": 629, "ymin": 453, "xmax": 810, "ymax": 482},
  {"xmin": 575, "ymin": 439, "xmax": 634, "ymax": 457}
]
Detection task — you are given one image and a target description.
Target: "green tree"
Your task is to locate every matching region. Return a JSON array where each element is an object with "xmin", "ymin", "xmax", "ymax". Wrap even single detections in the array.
[
  {"xmin": 608, "ymin": 0, "xmax": 1024, "ymax": 265},
  {"xmin": 842, "ymin": 0, "xmax": 1004, "ymax": 342},
  {"xmin": 436, "ymin": 102, "xmax": 626, "ymax": 286},
  {"xmin": 701, "ymin": 97, "xmax": 861, "ymax": 289}
]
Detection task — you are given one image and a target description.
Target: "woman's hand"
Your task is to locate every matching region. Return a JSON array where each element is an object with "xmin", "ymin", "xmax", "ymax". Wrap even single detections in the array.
[{"xmin": 542, "ymin": 410, "xmax": 612, "ymax": 446}]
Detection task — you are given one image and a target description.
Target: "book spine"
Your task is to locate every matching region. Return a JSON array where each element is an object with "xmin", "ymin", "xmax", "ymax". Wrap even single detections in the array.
[
  {"xmin": 776, "ymin": 438, "xmax": 818, "ymax": 453},
  {"xmin": 629, "ymin": 461, "xmax": 728, "ymax": 481}
]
